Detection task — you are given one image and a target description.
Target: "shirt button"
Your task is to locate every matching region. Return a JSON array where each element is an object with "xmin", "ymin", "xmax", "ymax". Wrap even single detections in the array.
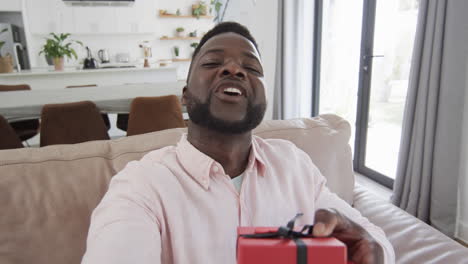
[{"xmin": 212, "ymin": 166, "xmax": 219, "ymax": 173}]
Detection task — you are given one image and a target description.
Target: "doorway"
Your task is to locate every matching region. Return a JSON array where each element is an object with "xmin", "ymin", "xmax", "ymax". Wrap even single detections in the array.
[{"xmin": 316, "ymin": 0, "xmax": 420, "ymax": 188}]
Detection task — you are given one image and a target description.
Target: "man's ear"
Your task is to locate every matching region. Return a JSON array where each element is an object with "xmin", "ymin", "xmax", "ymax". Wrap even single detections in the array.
[{"xmin": 181, "ymin": 86, "xmax": 188, "ymax": 105}]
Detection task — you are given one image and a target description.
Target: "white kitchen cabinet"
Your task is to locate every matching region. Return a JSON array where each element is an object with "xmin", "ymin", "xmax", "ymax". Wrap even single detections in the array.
[
  {"xmin": 25, "ymin": 0, "xmax": 58, "ymax": 34},
  {"xmin": 57, "ymin": 2, "xmax": 76, "ymax": 33},
  {"xmin": 25, "ymin": 0, "xmax": 154, "ymax": 35},
  {"xmin": 0, "ymin": 0, "xmax": 22, "ymax": 12},
  {"xmin": 73, "ymin": 6, "xmax": 116, "ymax": 34}
]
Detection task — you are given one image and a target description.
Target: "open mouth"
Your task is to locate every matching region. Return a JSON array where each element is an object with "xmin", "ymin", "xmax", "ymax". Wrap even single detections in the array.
[{"xmin": 223, "ymin": 87, "xmax": 243, "ymax": 96}]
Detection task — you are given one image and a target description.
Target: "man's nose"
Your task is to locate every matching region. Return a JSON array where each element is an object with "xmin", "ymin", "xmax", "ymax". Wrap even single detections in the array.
[{"xmin": 220, "ymin": 62, "xmax": 246, "ymax": 79}]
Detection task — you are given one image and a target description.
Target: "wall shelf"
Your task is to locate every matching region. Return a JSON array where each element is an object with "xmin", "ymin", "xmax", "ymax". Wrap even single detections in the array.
[
  {"xmin": 158, "ymin": 13, "xmax": 213, "ymax": 19},
  {"xmin": 160, "ymin": 37, "xmax": 201, "ymax": 40},
  {"xmin": 157, "ymin": 58, "xmax": 191, "ymax": 62},
  {"xmin": 171, "ymin": 58, "xmax": 191, "ymax": 62}
]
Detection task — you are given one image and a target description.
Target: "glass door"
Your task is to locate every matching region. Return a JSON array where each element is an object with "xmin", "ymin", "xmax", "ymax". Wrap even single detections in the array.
[
  {"xmin": 317, "ymin": 0, "xmax": 419, "ymax": 188},
  {"xmin": 318, "ymin": 0, "xmax": 364, "ymax": 153},
  {"xmin": 355, "ymin": 0, "xmax": 419, "ymax": 187}
]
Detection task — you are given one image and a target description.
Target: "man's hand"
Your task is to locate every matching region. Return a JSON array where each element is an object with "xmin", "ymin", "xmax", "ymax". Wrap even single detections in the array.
[{"xmin": 313, "ymin": 209, "xmax": 383, "ymax": 264}]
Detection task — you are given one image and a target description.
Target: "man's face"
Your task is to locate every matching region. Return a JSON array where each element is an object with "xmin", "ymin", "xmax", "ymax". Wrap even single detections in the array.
[{"xmin": 183, "ymin": 32, "xmax": 267, "ymax": 134}]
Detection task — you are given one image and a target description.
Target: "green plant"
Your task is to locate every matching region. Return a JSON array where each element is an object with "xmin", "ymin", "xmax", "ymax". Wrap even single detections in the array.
[
  {"xmin": 190, "ymin": 42, "xmax": 199, "ymax": 49},
  {"xmin": 173, "ymin": 46, "xmax": 180, "ymax": 57},
  {"xmin": 189, "ymin": 30, "xmax": 197, "ymax": 37},
  {"xmin": 39, "ymin": 33, "xmax": 82, "ymax": 60},
  {"xmin": 176, "ymin": 27, "xmax": 185, "ymax": 33},
  {"xmin": 0, "ymin": 28, "xmax": 8, "ymax": 57},
  {"xmin": 210, "ymin": 0, "xmax": 222, "ymax": 16},
  {"xmin": 193, "ymin": 1, "xmax": 207, "ymax": 19},
  {"xmin": 176, "ymin": 9, "xmax": 181, "ymax": 16},
  {"xmin": 210, "ymin": 0, "xmax": 225, "ymax": 22}
]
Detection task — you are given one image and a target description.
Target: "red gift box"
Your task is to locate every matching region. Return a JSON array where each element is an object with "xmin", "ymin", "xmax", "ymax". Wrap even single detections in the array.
[{"xmin": 237, "ymin": 226, "xmax": 349, "ymax": 264}]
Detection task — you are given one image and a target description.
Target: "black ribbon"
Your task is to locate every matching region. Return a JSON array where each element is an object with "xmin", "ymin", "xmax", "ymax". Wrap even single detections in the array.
[{"xmin": 240, "ymin": 213, "xmax": 314, "ymax": 264}]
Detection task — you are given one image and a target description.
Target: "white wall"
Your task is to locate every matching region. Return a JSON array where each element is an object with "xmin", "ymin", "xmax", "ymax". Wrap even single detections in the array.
[
  {"xmin": 18, "ymin": 0, "xmax": 278, "ymax": 118},
  {"xmin": 22, "ymin": 0, "xmax": 214, "ymax": 80},
  {"xmin": 0, "ymin": 0, "xmax": 21, "ymax": 12},
  {"xmin": 223, "ymin": 0, "xmax": 278, "ymax": 120}
]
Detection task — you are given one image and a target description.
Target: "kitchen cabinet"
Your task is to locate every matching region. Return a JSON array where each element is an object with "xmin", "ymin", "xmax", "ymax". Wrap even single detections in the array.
[
  {"xmin": 25, "ymin": 0, "xmax": 58, "ymax": 34},
  {"xmin": 115, "ymin": 0, "xmax": 154, "ymax": 34},
  {"xmin": 0, "ymin": 0, "xmax": 22, "ymax": 12},
  {"xmin": 73, "ymin": 6, "xmax": 115, "ymax": 34},
  {"xmin": 26, "ymin": 0, "xmax": 155, "ymax": 35}
]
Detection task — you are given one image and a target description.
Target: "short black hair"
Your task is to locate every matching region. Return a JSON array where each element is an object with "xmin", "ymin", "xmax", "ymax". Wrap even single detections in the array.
[
  {"xmin": 192, "ymin": 21, "xmax": 259, "ymax": 59},
  {"xmin": 187, "ymin": 22, "xmax": 260, "ymax": 80}
]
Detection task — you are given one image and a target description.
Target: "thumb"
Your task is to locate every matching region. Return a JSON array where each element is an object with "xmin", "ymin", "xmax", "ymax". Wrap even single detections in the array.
[{"xmin": 313, "ymin": 209, "xmax": 338, "ymax": 237}]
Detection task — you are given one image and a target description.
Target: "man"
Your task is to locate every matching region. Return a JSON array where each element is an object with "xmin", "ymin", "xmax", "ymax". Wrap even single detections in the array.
[{"xmin": 82, "ymin": 22, "xmax": 394, "ymax": 264}]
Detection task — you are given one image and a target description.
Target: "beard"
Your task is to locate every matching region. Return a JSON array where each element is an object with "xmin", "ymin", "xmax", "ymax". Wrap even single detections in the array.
[{"xmin": 185, "ymin": 89, "xmax": 266, "ymax": 134}]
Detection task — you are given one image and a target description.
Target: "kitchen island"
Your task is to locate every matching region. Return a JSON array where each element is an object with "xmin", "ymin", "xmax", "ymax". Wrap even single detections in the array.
[
  {"xmin": 0, "ymin": 66, "xmax": 178, "ymax": 90},
  {"xmin": 0, "ymin": 82, "xmax": 185, "ymax": 121}
]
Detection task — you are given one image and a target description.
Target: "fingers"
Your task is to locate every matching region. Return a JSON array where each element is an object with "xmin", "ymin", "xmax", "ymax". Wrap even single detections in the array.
[
  {"xmin": 350, "ymin": 239, "xmax": 376, "ymax": 264},
  {"xmin": 313, "ymin": 209, "xmax": 382, "ymax": 264},
  {"xmin": 313, "ymin": 209, "xmax": 338, "ymax": 237}
]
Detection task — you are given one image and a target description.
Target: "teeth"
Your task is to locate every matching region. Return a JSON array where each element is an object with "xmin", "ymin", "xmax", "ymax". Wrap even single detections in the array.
[{"xmin": 224, "ymin": 87, "xmax": 242, "ymax": 95}]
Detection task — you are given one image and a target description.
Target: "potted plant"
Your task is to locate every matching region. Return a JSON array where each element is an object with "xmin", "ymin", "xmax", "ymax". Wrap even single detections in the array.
[
  {"xmin": 173, "ymin": 46, "xmax": 180, "ymax": 59},
  {"xmin": 192, "ymin": 1, "xmax": 207, "ymax": 19},
  {"xmin": 190, "ymin": 42, "xmax": 199, "ymax": 57},
  {"xmin": 190, "ymin": 42, "xmax": 199, "ymax": 49},
  {"xmin": 0, "ymin": 28, "xmax": 13, "ymax": 73},
  {"xmin": 210, "ymin": 0, "xmax": 229, "ymax": 23},
  {"xmin": 189, "ymin": 30, "xmax": 198, "ymax": 37},
  {"xmin": 175, "ymin": 27, "xmax": 185, "ymax": 38},
  {"xmin": 39, "ymin": 33, "xmax": 82, "ymax": 71}
]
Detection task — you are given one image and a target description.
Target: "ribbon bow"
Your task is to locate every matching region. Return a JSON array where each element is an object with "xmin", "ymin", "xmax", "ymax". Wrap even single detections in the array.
[
  {"xmin": 240, "ymin": 213, "xmax": 314, "ymax": 239},
  {"xmin": 239, "ymin": 213, "xmax": 313, "ymax": 264}
]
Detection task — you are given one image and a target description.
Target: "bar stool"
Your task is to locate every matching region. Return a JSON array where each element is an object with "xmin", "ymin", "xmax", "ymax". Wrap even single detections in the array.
[
  {"xmin": 126, "ymin": 95, "xmax": 185, "ymax": 136},
  {"xmin": 40, "ymin": 101, "xmax": 110, "ymax": 147},
  {"xmin": 66, "ymin": 84, "xmax": 111, "ymax": 130},
  {"xmin": 0, "ymin": 114, "xmax": 24, "ymax": 150}
]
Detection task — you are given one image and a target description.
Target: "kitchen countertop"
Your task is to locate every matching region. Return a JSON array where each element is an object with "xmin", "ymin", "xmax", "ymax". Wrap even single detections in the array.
[
  {"xmin": 0, "ymin": 66, "xmax": 177, "ymax": 77},
  {"xmin": 0, "ymin": 81, "xmax": 186, "ymax": 120}
]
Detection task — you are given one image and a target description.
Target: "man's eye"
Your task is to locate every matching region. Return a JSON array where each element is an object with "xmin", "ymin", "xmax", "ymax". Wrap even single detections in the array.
[
  {"xmin": 202, "ymin": 62, "xmax": 221, "ymax": 67},
  {"xmin": 246, "ymin": 66, "xmax": 261, "ymax": 74}
]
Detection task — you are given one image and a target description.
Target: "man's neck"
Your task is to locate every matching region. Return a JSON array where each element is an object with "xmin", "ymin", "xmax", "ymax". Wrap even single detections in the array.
[{"xmin": 187, "ymin": 123, "xmax": 252, "ymax": 178}]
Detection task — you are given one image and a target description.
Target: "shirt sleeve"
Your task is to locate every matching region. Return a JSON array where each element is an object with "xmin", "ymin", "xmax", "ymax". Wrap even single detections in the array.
[
  {"xmin": 82, "ymin": 163, "xmax": 162, "ymax": 264},
  {"xmin": 312, "ymin": 164, "xmax": 395, "ymax": 264}
]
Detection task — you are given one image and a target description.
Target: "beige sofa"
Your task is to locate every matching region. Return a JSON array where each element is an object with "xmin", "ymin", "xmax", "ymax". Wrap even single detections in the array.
[{"xmin": 0, "ymin": 114, "xmax": 467, "ymax": 264}]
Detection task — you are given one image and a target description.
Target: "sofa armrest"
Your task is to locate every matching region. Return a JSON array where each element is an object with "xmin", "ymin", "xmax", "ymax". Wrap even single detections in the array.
[{"xmin": 353, "ymin": 185, "xmax": 468, "ymax": 263}]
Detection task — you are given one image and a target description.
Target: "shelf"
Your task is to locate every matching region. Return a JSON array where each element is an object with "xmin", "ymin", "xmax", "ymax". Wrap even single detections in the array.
[
  {"xmin": 164, "ymin": 58, "xmax": 191, "ymax": 62},
  {"xmin": 158, "ymin": 13, "xmax": 213, "ymax": 19},
  {"xmin": 160, "ymin": 37, "xmax": 201, "ymax": 40},
  {"xmin": 156, "ymin": 58, "xmax": 191, "ymax": 62},
  {"xmin": 172, "ymin": 58, "xmax": 191, "ymax": 62}
]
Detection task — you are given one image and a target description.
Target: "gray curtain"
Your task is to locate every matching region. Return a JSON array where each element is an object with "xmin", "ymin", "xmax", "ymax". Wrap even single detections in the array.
[
  {"xmin": 272, "ymin": 0, "xmax": 314, "ymax": 120},
  {"xmin": 392, "ymin": 0, "xmax": 467, "ymax": 237},
  {"xmin": 273, "ymin": 0, "xmax": 284, "ymax": 120}
]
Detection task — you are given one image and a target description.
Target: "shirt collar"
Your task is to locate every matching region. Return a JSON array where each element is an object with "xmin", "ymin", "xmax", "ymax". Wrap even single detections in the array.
[{"xmin": 175, "ymin": 134, "xmax": 266, "ymax": 190}]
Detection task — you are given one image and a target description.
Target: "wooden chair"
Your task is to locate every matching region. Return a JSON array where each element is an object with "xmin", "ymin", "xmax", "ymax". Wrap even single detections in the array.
[
  {"xmin": 126, "ymin": 95, "xmax": 186, "ymax": 136},
  {"xmin": 0, "ymin": 115, "xmax": 24, "ymax": 150},
  {"xmin": 0, "ymin": 84, "xmax": 40, "ymax": 142},
  {"xmin": 66, "ymin": 84, "xmax": 111, "ymax": 130},
  {"xmin": 40, "ymin": 101, "xmax": 110, "ymax": 147}
]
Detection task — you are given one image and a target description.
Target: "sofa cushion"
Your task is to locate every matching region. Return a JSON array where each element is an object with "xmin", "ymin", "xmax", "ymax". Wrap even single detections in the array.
[
  {"xmin": 253, "ymin": 114, "xmax": 354, "ymax": 204},
  {"xmin": 0, "ymin": 114, "xmax": 353, "ymax": 264}
]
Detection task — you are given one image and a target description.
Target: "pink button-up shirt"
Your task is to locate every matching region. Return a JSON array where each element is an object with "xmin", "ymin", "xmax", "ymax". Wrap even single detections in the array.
[{"xmin": 82, "ymin": 134, "xmax": 394, "ymax": 264}]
